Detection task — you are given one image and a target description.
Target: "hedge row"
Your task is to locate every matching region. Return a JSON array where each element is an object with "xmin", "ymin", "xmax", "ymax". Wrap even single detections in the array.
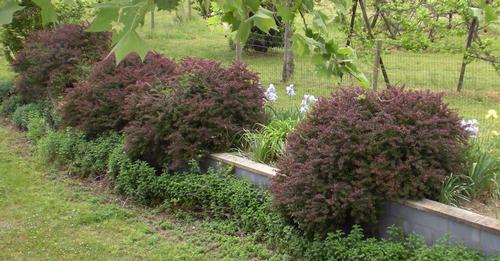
[{"xmin": 8, "ymin": 25, "xmax": 266, "ymax": 170}]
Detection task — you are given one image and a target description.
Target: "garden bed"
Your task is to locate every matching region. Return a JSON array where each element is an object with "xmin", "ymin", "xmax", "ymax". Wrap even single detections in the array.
[{"xmin": 207, "ymin": 152, "xmax": 500, "ymax": 257}]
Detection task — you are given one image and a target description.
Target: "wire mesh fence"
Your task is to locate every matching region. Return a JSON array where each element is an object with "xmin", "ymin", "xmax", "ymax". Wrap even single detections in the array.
[{"xmin": 239, "ymin": 36, "xmax": 499, "ymax": 124}]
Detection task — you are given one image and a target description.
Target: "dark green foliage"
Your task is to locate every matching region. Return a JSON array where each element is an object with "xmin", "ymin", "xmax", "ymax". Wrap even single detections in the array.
[
  {"xmin": 12, "ymin": 103, "xmax": 42, "ymax": 130},
  {"xmin": 12, "ymin": 24, "xmax": 111, "ymax": 103},
  {"xmin": 271, "ymin": 87, "xmax": 469, "ymax": 233},
  {"xmin": 107, "ymin": 142, "xmax": 129, "ymax": 178},
  {"xmin": 26, "ymin": 112, "xmax": 49, "ymax": 142},
  {"xmin": 36, "ymin": 128, "xmax": 86, "ymax": 167},
  {"xmin": 115, "ymin": 158, "xmax": 159, "ymax": 204},
  {"xmin": 71, "ymin": 133, "xmax": 123, "ymax": 177},
  {"xmin": 0, "ymin": 95, "xmax": 22, "ymax": 116},
  {"xmin": 109, "ymin": 155, "xmax": 487, "ymax": 260},
  {"xmin": 0, "ymin": 80, "xmax": 14, "ymax": 101},
  {"xmin": 300, "ymin": 226, "xmax": 485, "ymax": 261},
  {"xmin": 31, "ymin": 126, "xmax": 487, "ymax": 260}
]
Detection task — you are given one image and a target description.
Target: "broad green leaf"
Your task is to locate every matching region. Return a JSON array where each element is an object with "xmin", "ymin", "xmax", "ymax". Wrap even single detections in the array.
[
  {"xmin": 311, "ymin": 54, "xmax": 324, "ymax": 65},
  {"xmin": 224, "ymin": 0, "xmax": 243, "ymax": 12},
  {"xmin": 111, "ymin": 30, "xmax": 150, "ymax": 62},
  {"xmin": 345, "ymin": 63, "xmax": 369, "ymax": 88},
  {"xmin": 277, "ymin": 5, "xmax": 294, "ymax": 22},
  {"xmin": 332, "ymin": 0, "xmax": 352, "ymax": 15},
  {"xmin": 156, "ymin": 0, "xmax": 181, "ymax": 11},
  {"xmin": 236, "ymin": 18, "xmax": 251, "ymax": 43},
  {"xmin": 244, "ymin": 0, "xmax": 259, "ymax": 13},
  {"xmin": 32, "ymin": 0, "xmax": 57, "ymax": 25},
  {"xmin": 0, "ymin": 0, "xmax": 23, "ymax": 25},
  {"xmin": 301, "ymin": 0, "xmax": 313, "ymax": 12},
  {"xmin": 87, "ymin": 7, "xmax": 120, "ymax": 32},
  {"xmin": 252, "ymin": 7, "xmax": 277, "ymax": 33},
  {"xmin": 292, "ymin": 34, "xmax": 309, "ymax": 55},
  {"xmin": 312, "ymin": 11, "xmax": 334, "ymax": 35}
]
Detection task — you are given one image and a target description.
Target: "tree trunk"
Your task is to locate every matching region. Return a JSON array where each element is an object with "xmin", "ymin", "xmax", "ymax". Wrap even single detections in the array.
[
  {"xmin": 346, "ymin": 0, "xmax": 358, "ymax": 46},
  {"xmin": 188, "ymin": 0, "xmax": 192, "ymax": 20},
  {"xmin": 372, "ymin": 40, "xmax": 382, "ymax": 91},
  {"xmin": 457, "ymin": 17, "xmax": 478, "ymax": 92},
  {"xmin": 359, "ymin": 0, "xmax": 391, "ymax": 87},
  {"xmin": 282, "ymin": 21, "xmax": 294, "ymax": 83},
  {"xmin": 150, "ymin": 7, "xmax": 155, "ymax": 35},
  {"xmin": 235, "ymin": 39, "xmax": 242, "ymax": 63}
]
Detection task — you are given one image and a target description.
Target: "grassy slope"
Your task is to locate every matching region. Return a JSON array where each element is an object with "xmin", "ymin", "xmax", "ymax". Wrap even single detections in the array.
[{"xmin": 0, "ymin": 125, "xmax": 276, "ymax": 260}]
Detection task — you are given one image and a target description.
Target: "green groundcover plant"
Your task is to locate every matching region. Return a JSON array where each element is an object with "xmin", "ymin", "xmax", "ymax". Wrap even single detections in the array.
[{"xmin": 27, "ymin": 123, "xmax": 490, "ymax": 260}]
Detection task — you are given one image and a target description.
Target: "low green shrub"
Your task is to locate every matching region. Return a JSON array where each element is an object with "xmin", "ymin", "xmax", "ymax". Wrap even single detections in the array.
[
  {"xmin": 12, "ymin": 103, "xmax": 42, "ymax": 129},
  {"xmin": 26, "ymin": 112, "xmax": 49, "ymax": 142},
  {"xmin": 71, "ymin": 133, "xmax": 123, "ymax": 178},
  {"xmin": 300, "ymin": 226, "xmax": 485, "ymax": 261},
  {"xmin": 115, "ymin": 158, "xmax": 159, "ymax": 204},
  {"xmin": 107, "ymin": 142, "xmax": 128, "ymax": 178},
  {"xmin": 36, "ymin": 128, "xmax": 86, "ymax": 167},
  {"xmin": 0, "ymin": 80, "xmax": 13, "ymax": 101},
  {"xmin": 0, "ymin": 95, "xmax": 22, "ymax": 116}
]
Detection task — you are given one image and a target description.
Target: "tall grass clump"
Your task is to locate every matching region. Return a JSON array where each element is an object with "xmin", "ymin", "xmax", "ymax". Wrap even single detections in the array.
[
  {"xmin": 440, "ymin": 110, "xmax": 500, "ymax": 206},
  {"xmin": 242, "ymin": 119, "xmax": 299, "ymax": 164}
]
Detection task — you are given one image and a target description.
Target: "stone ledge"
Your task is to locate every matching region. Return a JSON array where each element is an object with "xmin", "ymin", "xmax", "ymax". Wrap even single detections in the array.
[
  {"xmin": 209, "ymin": 152, "xmax": 500, "ymax": 235},
  {"xmin": 402, "ymin": 199, "xmax": 500, "ymax": 235},
  {"xmin": 209, "ymin": 153, "xmax": 277, "ymax": 178}
]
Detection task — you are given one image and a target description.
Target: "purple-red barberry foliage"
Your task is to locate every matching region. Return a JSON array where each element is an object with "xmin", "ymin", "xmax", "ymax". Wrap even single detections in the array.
[
  {"xmin": 12, "ymin": 24, "xmax": 110, "ymax": 102},
  {"xmin": 59, "ymin": 52, "xmax": 178, "ymax": 137},
  {"xmin": 270, "ymin": 87, "xmax": 468, "ymax": 234},
  {"xmin": 123, "ymin": 59, "xmax": 266, "ymax": 169}
]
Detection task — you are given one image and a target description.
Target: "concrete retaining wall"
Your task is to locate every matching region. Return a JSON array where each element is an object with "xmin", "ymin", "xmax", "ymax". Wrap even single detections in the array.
[{"xmin": 207, "ymin": 153, "xmax": 500, "ymax": 257}]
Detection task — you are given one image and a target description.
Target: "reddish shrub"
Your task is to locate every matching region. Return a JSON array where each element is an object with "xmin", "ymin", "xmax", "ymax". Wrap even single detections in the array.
[
  {"xmin": 59, "ymin": 52, "xmax": 178, "ymax": 137},
  {"xmin": 123, "ymin": 59, "xmax": 266, "ymax": 169},
  {"xmin": 12, "ymin": 24, "xmax": 110, "ymax": 102},
  {"xmin": 270, "ymin": 87, "xmax": 468, "ymax": 233}
]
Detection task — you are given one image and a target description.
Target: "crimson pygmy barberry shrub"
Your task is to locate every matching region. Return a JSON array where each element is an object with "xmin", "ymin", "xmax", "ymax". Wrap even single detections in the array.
[
  {"xmin": 12, "ymin": 24, "xmax": 110, "ymax": 103},
  {"xmin": 59, "ymin": 52, "xmax": 178, "ymax": 137},
  {"xmin": 270, "ymin": 87, "xmax": 468, "ymax": 233},
  {"xmin": 123, "ymin": 59, "xmax": 266, "ymax": 169}
]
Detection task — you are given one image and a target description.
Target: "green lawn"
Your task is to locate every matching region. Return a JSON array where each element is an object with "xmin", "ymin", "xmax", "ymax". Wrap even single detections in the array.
[{"xmin": 0, "ymin": 124, "xmax": 276, "ymax": 260}]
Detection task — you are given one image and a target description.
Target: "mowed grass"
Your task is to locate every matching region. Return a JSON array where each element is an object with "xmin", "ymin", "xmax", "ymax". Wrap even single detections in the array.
[{"xmin": 0, "ymin": 125, "xmax": 277, "ymax": 260}]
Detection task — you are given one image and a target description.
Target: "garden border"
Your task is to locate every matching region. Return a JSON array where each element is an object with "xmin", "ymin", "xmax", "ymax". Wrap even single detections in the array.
[{"xmin": 207, "ymin": 152, "xmax": 500, "ymax": 256}]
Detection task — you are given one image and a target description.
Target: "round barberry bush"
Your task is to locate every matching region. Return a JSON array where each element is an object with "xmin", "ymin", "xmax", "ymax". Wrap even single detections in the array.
[
  {"xmin": 59, "ymin": 52, "xmax": 178, "ymax": 137},
  {"xmin": 123, "ymin": 59, "xmax": 266, "ymax": 169},
  {"xmin": 270, "ymin": 87, "xmax": 468, "ymax": 233}
]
